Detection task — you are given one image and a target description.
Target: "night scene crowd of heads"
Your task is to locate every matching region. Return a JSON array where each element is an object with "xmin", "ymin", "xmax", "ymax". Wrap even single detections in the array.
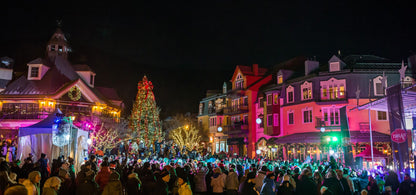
[{"xmin": 0, "ymin": 140, "xmax": 415, "ymax": 195}]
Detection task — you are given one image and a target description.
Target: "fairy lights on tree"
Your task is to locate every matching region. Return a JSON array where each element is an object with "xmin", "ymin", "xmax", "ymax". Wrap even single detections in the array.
[
  {"xmin": 89, "ymin": 117, "xmax": 130, "ymax": 153},
  {"xmin": 129, "ymin": 76, "xmax": 162, "ymax": 147},
  {"xmin": 169, "ymin": 124, "xmax": 201, "ymax": 151}
]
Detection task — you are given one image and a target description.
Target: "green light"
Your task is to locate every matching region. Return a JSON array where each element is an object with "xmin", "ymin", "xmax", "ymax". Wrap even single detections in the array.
[
  {"xmin": 332, "ymin": 137, "xmax": 338, "ymax": 142},
  {"xmin": 326, "ymin": 137, "xmax": 331, "ymax": 142}
]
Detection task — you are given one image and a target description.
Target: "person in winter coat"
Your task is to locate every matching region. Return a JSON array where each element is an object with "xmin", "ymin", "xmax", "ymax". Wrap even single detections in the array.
[
  {"xmin": 255, "ymin": 166, "xmax": 268, "ymax": 192},
  {"xmin": 313, "ymin": 171, "xmax": 323, "ymax": 195},
  {"xmin": 322, "ymin": 169, "xmax": 343, "ymax": 195},
  {"xmin": 260, "ymin": 172, "xmax": 277, "ymax": 195},
  {"xmin": 225, "ymin": 167, "xmax": 239, "ymax": 195},
  {"xmin": 4, "ymin": 184, "xmax": 28, "ymax": 195},
  {"xmin": 42, "ymin": 177, "xmax": 61, "ymax": 195},
  {"xmin": 76, "ymin": 168, "xmax": 99, "ymax": 195},
  {"xmin": 366, "ymin": 176, "xmax": 380, "ymax": 195},
  {"xmin": 126, "ymin": 173, "xmax": 141, "ymax": 195},
  {"xmin": 95, "ymin": 161, "xmax": 111, "ymax": 193},
  {"xmin": 23, "ymin": 171, "xmax": 41, "ymax": 195},
  {"xmin": 384, "ymin": 171, "xmax": 400, "ymax": 195},
  {"xmin": 335, "ymin": 169, "xmax": 352, "ymax": 195},
  {"xmin": 358, "ymin": 171, "xmax": 370, "ymax": 193},
  {"xmin": 57, "ymin": 169, "xmax": 73, "ymax": 195},
  {"xmin": 152, "ymin": 170, "xmax": 169, "ymax": 195},
  {"xmin": 277, "ymin": 175, "xmax": 295, "ymax": 195},
  {"xmin": 194, "ymin": 166, "xmax": 207, "ymax": 194},
  {"xmin": 240, "ymin": 172, "xmax": 259, "ymax": 195},
  {"xmin": 398, "ymin": 173, "xmax": 415, "ymax": 195},
  {"xmin": 178, "ymin": 175, "xmax": 192, "ymax": 195},
  {"xmin": 102, "ymin": 172, "xmax": 123, "ymax": 195},
  {"xmin": 211, "ymin": 168, "xmax": 225, "ymax": 194},
  {"xmin": 296, "ymin": 169, "xmax": 318, "ymax": 195}
]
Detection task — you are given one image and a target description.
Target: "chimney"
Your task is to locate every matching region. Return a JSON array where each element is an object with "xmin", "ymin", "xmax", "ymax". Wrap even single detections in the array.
[
  {"xmin": 253, "ymin": 64, "xmax": 259, "ymax": 76},
  {"xmin": 305, "ymin": 59, "xmax": 319, "ymax": 76}
]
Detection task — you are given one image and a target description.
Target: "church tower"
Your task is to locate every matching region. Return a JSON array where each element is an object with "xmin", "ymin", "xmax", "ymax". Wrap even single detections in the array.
[{"xmin": 46, "ymin": 28, "xmax": 71, "ymax": 60}]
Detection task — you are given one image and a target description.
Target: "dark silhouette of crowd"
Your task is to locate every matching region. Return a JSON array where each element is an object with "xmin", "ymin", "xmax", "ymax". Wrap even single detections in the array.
[{"xmin": 1, "ymin": 152, "xmax": 415, "ymax": 195}]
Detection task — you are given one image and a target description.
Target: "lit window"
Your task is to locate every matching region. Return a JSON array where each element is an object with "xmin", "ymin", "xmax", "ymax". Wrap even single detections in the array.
[
  {"xmin": 278, "ymin": 75, "xmax": 283, "ymax": 84},
  {"xmin": 377, "ymin": 111, "xmax": 387, "ymax": 120},
  {"xmin": 30, "ymin": 67, "xmax": 39, "ymax": 78},
  {"xmin": 273, "ymin": 93, "xmax": 279, "ymax": 105},
  {"xmin": 301, "ymin": 81, "xmax": 313, "ymax": 101},
  {"xmin": 320, "ymin": 78, "xmax": 346, "ymax": 100}
]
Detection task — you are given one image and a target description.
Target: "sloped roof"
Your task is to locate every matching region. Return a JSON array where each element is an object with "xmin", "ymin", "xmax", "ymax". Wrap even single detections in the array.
[
  {"xmin": 73, "ymin": 64, "xmax": 94, "ymax": 72},
  {"xmin": 95, "ymin": 87, "xmax": 122, "ymax": 101},
  {"xmin": 27, "ymin": 58, "xmax": 52, "ymax": 67},
  {"xmin": 237, "ymin": 65, "xmax": 268, "ymax": 76},
  {"xmin": 1, "ymin": 56, "xmax": 122, "ymax": 108}
]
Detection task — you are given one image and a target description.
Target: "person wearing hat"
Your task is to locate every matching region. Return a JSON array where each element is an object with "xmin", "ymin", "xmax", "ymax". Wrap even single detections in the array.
[
  {"xmin": 277, "ymin": 174, "xmax": 295, "ymax": 195},
  {"xmin": 95, "ymin": 161, "xmax": 111, "ymax": 194},
  {"xmin": 260, "ymin": 171, "xmax": 277, "ymax": 195},
  {"xmin": 177, "ymin": 174, "xmax": 192, "ymax": 195},
  {"xmin": 238, "ymin": 171, "xmax": 258, "ymax": 195},
  {"xmin": 102, "ymin": 172, "xmax": 122, "ymax": 195}
]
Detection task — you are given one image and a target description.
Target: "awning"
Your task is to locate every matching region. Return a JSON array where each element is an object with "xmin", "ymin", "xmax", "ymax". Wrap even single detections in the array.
[
  {"xmin": 356, "ymin": 145, "xmax": 387, "ymax": 159},
  {"xmin": 272, "ymin": 131, "xmax": 390, "ymax": 144},
  {"xmin": 356, "ymin": 83, "xmax": 416, "ymax": 112}
]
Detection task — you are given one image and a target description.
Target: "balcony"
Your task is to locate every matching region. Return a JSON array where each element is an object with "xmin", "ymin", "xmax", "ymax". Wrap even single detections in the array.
[
  {"xmin": 0, "ymin": 112, "xmax": 49, "ymax": 120},
  {"xmin": 315, "ymin": 117, "xmax": 341, "ymax": 129},
  {"xmin": 224, "ymin": 104, "xmax": 249, "ymax": 115},
  {"xmin": 223, "ymin": 122, "xmax": 249, "ymax": 135},
  {"xmin": 318, "ymin": 92, "xmax": 348, "ymax": 103},
  {"xmin": 208, "ymin": 107, "xmax": 224, "ymax": 115}
]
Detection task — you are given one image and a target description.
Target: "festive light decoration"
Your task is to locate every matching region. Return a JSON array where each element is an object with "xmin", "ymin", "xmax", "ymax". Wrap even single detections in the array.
[
  {"xmin": 129, "ymin": 76, "xmax": 162, "ymax": 147},
  {"xmin": 68, "ymin": 86, "xmax": 81, "ymax": 101},
  {"xmin": 169, "ymin": 124, "xmax": 201, "ymax": 151},
  {"xmin": 90, "ymin": 118, "xmax": 131, "ymax": 152}
]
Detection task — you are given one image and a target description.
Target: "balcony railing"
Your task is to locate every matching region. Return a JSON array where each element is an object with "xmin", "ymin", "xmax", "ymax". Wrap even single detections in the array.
[
  {"xmin": 0, "ymin": 112, "xmax": 49, "ymax": 120},
  {"xmin": 224, "ymin": 104, "xmax": 249, "ymax": 115},
  {"xmin": 315, "ymin": 117, "xmax": 341, "ymax": 129},
  {"xmin": 208, "ymin": 107, "xmax": 224, "ymax": 115},
  {"xmin": 223, "ymin": 122, "xmax": 249, "ymax": 134}
]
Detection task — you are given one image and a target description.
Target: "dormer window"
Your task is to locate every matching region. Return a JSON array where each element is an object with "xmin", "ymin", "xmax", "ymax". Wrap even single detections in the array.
[
  {"xmin": 373, "ymin": 76, "xmax": 387, "ymax": 96},
  {"xmin": 277, "ymin": 75, "xmax": 283, "ymax": 84},
  {"xmin": 235, "ymin": 73, "xmax": 243, "ymax": 89},
  {"xmin": 30, "ymin": 67, "xmax": 39, "ymax": 78},
  {"xmin": 330, "ymin": 62, "xmax": 340, "ymax": 72},
  {"xmin": 320, "ymin": 78, "xmax": 346, "ymax": 100},
  {"xmin": 286, "ymin": 85, "xmax": 294, "ymax": 103},
  {"xmin": 301, "ymin": 81, "xmax": 313, "ymax": 101}
]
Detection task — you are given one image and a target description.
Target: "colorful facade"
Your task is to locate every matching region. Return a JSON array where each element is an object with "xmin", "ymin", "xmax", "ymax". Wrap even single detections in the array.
[
  {"xmin": 199, "ymin": 54, "xmax": 414, "ymax": 165},
  {"xmin": 0, "ymin": 28, "xmax": 123, "ymax": 139}
]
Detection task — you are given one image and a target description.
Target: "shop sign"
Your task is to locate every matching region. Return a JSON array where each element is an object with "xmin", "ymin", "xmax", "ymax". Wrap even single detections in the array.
[{"xmin": 391, "ymin": 129, "xmax": 407, "ymax": 143}]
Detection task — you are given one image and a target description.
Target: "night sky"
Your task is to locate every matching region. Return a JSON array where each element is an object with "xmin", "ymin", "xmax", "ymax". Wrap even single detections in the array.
[{"xmin": 2, "ymin": 1, "xmax": 416, "ymax": 118}]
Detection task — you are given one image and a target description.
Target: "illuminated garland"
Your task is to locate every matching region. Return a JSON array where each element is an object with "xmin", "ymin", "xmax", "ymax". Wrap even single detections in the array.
[{"xmin": 68, "ymin": 86, "xmax": 81, "ymax": 101}]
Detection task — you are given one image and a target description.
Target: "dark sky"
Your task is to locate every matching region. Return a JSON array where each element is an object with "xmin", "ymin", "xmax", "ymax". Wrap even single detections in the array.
[{"xmin": 2, "ymin": 1, "xmax": 416, "ymax": 118}]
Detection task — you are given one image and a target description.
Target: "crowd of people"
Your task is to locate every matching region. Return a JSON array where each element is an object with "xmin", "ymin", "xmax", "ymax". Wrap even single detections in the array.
[{"xmin": 0, "ymin": 151, "xmax": 415, "ymax": 195}]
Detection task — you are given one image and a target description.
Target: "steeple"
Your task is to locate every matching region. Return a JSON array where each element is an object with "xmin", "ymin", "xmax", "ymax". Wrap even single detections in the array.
[{"xmin": 46, "ymin": 23, "xmax": 70, "ymax": 60}]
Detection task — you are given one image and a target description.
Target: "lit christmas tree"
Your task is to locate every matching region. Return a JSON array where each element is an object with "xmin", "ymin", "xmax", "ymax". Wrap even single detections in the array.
[{"xmin": 129, "ymin": 76, "xmax": 162, "ymax": 147}]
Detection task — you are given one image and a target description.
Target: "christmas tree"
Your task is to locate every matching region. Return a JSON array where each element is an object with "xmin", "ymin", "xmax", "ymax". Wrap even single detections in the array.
[{"xmin": 129, "ymin": 76, "xmax": 162, "ymax": 147}]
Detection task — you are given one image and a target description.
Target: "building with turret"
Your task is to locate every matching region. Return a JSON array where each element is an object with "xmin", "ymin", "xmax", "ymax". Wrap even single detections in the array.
[{"xmin": 0, "ymin": 28, "xmax": 123, "ymax": 139}]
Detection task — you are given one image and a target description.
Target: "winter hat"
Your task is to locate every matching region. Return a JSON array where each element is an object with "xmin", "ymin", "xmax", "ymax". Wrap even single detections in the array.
[
  {"xmin": 247, "ymin": 172, "xmax": 256, "ymax": 179},
  {"xmin": 109, "ymin": 172, "xmax": 120, "ymax": 181},
  {"xmin": 160, "ymin": 170, "xmax": 170, "ymax": 178}
]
